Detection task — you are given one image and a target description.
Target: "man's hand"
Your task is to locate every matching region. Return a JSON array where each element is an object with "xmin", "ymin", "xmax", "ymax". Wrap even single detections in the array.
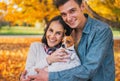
[{"xmin": 28, "ymin": 68, "xmax": 48, "ymax": 81}]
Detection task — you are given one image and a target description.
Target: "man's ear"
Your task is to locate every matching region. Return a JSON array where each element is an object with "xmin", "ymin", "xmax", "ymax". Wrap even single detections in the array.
[{"xmin": 80, "ymin": 2, "xmax": 85, "ymax": 11}]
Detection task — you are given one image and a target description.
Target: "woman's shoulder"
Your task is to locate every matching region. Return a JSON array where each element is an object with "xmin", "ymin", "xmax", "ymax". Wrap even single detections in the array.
[
  {"xmin": 31, "ymin": 42, "xmax": 42, "ymax": 45},
  {"xmin": 30, "ymin": 42, "xmax": 44, "ymax": 49}
]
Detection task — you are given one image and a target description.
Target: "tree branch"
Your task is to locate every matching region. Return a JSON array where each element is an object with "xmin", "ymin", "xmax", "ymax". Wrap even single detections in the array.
[{"xmin": 84, "ymin": 1, "xmax": 120, "ymax": 28}]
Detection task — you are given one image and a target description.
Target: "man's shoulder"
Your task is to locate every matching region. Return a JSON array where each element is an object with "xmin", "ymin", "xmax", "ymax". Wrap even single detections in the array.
[
  {"xmin": 89, "ymin": 17, "xmax": 110, "ymax": 31},
  {"xmin": 93, "ymin": 18, "xmax": 109, "ymax": 27},
  {"xmin": 85, "ymin": 15, "xmax": 109, "ymax": 31}
]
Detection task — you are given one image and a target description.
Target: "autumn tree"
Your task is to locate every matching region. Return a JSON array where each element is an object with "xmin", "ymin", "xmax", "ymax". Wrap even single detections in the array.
[
  {"xmin": 0, "ymin": 1, "xmax": 7, "ymax": 28},
  {"xmin": 3, "ymin": 0, "xmax": 59, "ymax": 26},
  {"xmin": 86, "ymin": 0, "xmax": 120, "ymax": 28},
  {"xmin": 1, "ymin": 0, "xmax": 120, "ymax": 28}
]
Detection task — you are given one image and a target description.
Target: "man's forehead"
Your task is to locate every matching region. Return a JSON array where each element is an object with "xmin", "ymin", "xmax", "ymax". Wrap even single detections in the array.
[{"xmin": 58, "ymin": 1, "xmax": 78, "ymax": 13}]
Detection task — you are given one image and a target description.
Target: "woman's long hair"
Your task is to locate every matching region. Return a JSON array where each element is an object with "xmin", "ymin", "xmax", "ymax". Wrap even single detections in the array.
[{"xmin": 42, "ymin": 15, "xmax": 72, "ymax": 46}]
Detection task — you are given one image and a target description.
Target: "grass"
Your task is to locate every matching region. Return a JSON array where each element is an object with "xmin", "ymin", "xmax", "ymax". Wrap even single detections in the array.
[
  {"xmin": 111, "ymin": 28, "xmax": 120, "ymax": 37},
  {"xmin": 0, "ymin": 26, "xmax": 120, "ymax": 36},
  {"xmin": 0, "ymin": 26, "xmax": 44, "ymax": 35}
]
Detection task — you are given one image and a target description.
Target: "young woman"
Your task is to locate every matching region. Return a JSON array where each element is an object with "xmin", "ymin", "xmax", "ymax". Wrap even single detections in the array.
[{"xmin": 20, "ymin": 15, "xmax": 80, "ymax": 81}]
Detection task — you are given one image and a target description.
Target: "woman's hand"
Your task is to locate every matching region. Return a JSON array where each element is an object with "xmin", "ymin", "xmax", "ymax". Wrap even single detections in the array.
[
  {"xmin": 46, "ymin": 48, "xmax": 69, "ymax": 64},
  {"xmin": 28, "ymin": 68, "xmax": 48, "ymax": 81},
  {"xmin": 19, "ymin": 70, "xmax": 30, "ymax": 81}
]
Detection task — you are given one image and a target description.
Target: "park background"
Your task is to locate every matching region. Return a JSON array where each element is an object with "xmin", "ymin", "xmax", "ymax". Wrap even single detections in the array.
[{"xmin": 0, "ymin": 0, "xmax": 120, "ymax": 81}]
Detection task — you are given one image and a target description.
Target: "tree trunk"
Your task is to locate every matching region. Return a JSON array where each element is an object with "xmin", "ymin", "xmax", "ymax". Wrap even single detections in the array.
[{"xmin": 84, "ymin": 2, "xmax": 120, "ymax": 28}]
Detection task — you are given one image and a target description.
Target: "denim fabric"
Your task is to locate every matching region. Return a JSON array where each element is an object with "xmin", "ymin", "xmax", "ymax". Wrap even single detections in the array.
[{"xmin": 49, "ymin": 15, "xmax": 115, "ymax": 81}]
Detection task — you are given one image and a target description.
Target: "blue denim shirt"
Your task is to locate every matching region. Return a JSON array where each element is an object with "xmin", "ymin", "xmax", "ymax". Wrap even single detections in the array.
[{"xmin": 49, "ymin": 15, "xmax": 115, "ymax": 81}]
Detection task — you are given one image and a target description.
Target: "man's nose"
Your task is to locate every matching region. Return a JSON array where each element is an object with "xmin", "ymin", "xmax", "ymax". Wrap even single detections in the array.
[{"xmin": 66, "ymin": 14, "xmax": 72, "ymax": 21}]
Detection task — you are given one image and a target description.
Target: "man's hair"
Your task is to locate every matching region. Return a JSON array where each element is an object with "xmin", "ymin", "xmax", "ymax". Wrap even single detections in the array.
[{"xmin": 53, "ymin": 0, "xmax": 83, "ymax": 8}]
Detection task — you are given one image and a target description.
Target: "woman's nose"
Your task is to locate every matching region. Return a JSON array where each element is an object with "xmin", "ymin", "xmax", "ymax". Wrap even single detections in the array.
[{"xmin": 50, "ymin": 33, "xmax": 56, "ymax": 38}]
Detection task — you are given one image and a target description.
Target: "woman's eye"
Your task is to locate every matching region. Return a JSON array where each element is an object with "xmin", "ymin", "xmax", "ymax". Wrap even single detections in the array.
[
  {"xmin": 48, "ymin": 29, "xmax": 53, "ymax": 32},
  {"xmin": 56, "ymin": 32, "xmax": 61, "ymax": 35}
]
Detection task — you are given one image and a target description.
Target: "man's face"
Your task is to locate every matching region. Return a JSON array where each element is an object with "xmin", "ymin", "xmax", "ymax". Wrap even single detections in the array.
[{"xmin": 58, "ymin": 0, "xmax": 85, "ymax": 29}]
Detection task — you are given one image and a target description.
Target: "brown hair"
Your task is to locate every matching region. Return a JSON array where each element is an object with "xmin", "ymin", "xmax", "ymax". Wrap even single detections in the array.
[{"xmin": 42, "ymin": 15, "xmax": 72, "ymax": 46}]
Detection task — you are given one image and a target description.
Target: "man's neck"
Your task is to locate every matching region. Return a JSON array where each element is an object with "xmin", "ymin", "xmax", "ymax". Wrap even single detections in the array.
[
  {"xmin": 75, "ymin": 15, "xmax": 87, "ymax": 33},
  {"xmin": 72, "ymin": 15, "xmax": 87, "ymax": 44}
]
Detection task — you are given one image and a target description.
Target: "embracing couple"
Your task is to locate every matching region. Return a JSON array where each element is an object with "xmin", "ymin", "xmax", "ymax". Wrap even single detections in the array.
[{"xmin": 20, "ymin": 0, "xmax": 115, "ymax": 81}]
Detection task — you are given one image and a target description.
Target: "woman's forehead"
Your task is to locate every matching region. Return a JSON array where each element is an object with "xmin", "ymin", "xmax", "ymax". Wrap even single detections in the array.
[{"xmin": 49, "ymin": 21, "xmax": 64, "ymax": 30}]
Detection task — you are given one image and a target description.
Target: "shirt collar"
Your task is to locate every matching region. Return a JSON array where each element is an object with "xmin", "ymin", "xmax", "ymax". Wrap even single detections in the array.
[
  {"xmin": 82, "ymin": 14, "xmax": 93, "ymax": 34},
  {"xmin": 43, "ymin": 43, "xmax": 61, "ymax": 55}
]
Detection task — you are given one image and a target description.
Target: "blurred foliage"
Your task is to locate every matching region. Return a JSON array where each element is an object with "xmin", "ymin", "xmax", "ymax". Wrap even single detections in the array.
[
  {"xmin": 0, "ymin": 0, "xmax": 60, "ymax": 26},
  {"xmin": 87, "ymin": 0, "xmax": 120, "ymax": 22},
  {"xmin": 0, "ymin": 38, "xmax": 120, "ymax": 81},
  {"xmin": 0, "ymin": 38, "xmax": 41, "ymax": 81},
  {"xmin": 0, "ymin": 0, "xmax": 120, "ymax": 27}
]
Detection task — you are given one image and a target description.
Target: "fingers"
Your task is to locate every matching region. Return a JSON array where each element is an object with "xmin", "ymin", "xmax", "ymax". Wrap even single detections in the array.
[
  {"xmin": 43, "ymin": 67, "xmax": 48, "ymax": 72},
  {"xmin": 20, "ymin": 70, "xmax": 31, "ymax": 81},
  {"xmin": 56, "ymin": 55, "xmax": 70, "ymax": 62},
  {"xmin": 47, "ymin": 48, "xmax": 70, "ymax": 63},
  {"xmin": 57, "ymin": 50, "xmax": 70, "ymax": 59},
  {"xmin": 20, "ymin": 70, "xmax": 26, "ymax": 80},
  {"xmin": 56, "ymin": 49, "xmax": 68, "ymax": 56},
  {"xmin": 27, "ymin": 69, "xmax": 40, "ymax": 81},
  {"xmin": 22, "ymin": 70, "xmax": 27, "ymax": 76},
  {"xmin": 28, "ymin": 69, "xmax": 48, "ymax": 81},
  {"xmin": 35, "ymin": 68, "xmax": 41, "ymax": 73},
  {"xmin": 58, "ymin": 52, "xmax": 68, "ymax": 57},
  {"xmin": 57, "ymin": 48, "xmax": 67, "ymax": 53},
  {"xmin": 27, "ymin": 75, "xmax": 37, "ymax": 80}
]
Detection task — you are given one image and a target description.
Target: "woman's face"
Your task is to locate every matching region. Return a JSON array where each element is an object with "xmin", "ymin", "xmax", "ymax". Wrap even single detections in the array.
[{"xmin": 46, "ymin": 21, "xmax": 64, "ymax": 48}]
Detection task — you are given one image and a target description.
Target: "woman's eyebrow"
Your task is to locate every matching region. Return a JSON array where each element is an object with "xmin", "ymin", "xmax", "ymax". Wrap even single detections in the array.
[{"xmin": 56, "ymin": 30, "xmax": 64, "ymax": 33}]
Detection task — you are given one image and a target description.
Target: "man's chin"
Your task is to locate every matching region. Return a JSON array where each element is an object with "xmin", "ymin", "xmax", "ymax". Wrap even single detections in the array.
[{"xmin": 70, "ymin": 26, "xmax": 77, "ymax": 29}]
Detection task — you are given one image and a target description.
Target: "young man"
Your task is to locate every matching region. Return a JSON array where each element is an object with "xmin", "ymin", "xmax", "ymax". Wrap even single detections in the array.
[{"xmin": 20, "ymin": 0, "xmax": 115, "ymax": 81}]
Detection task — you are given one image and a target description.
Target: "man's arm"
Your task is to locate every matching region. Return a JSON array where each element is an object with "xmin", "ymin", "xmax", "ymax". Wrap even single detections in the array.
[{"xmin": 49, "ymin": 27, "xmax": 114, "ymax": 81}]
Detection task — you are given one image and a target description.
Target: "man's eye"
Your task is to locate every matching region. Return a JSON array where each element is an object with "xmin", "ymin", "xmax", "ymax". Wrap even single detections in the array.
[
  {"xmin": 61, "ymin": 13, "xmax": 66, "ymax": 17},
  {"xmin": 70, "ymin": 9, "xmax": 75, "ymax": 14}
]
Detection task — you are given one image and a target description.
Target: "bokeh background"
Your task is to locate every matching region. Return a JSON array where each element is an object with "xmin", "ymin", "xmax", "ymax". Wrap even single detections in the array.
[{"xmin": 0, "ymin": 0, "xmax": 120, "ymax": 81}]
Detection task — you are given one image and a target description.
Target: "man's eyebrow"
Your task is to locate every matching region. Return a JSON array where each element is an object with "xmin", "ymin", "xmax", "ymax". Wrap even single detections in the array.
[
  {"xmin": 70, "ymin": 7, "xmax": 76, "ymax": 11},
  {"xmin": 60, "ymin": 12, "xmax": 66, "ymax": 15}
]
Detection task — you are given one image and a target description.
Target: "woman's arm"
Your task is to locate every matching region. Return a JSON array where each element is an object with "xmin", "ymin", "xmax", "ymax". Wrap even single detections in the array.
[{"xmin": 46, "ymin": 48, "xmax": 69, "ymax": 64}]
